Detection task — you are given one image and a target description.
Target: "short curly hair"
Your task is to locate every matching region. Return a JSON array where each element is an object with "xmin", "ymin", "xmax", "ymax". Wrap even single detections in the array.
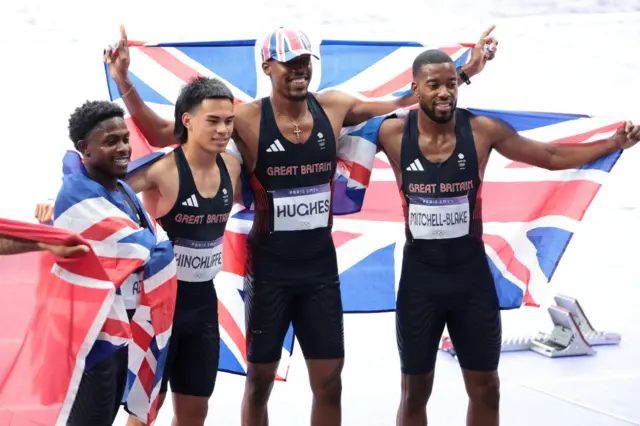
[{"xmin": 68, "ymin": 100, "xmax": 125, "ymax": 149}]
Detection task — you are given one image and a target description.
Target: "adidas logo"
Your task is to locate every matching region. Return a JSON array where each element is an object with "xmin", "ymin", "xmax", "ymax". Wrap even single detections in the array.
[
  {"xmin": 266, "ymin": 139, "xmax": 285, "ymax": 152},
  {"xmin": 406, "ymin": 159, "xmax": 424, "ymax": 171},
  {"xmin": 181, "ymin": 194, "xmax": 199, "ymax": 208}
]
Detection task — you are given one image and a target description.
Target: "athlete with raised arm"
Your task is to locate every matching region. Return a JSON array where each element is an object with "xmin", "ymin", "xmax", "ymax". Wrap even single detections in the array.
[
  {"xmin": 103, "ymin": 25, "xmax": 498, "ymax": 426},
  {"xmin": 376, "ymin": 49, "xmax": 640, "ymax": 426}
]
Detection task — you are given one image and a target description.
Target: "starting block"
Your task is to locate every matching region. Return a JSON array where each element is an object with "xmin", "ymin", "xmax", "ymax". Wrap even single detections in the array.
[{"xmin": 439, "ymin": 293, "xmax": 621, "ymax": 359}]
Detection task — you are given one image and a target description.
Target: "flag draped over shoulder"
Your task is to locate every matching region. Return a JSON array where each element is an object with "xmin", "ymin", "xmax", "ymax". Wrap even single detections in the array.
[
  {"xmin": 0, "ymin": 151, "xmax": 178, "ymax": 426},
  {"xmin": 106, "ymin": 38, "xmax": 623, "ymax": 380}
]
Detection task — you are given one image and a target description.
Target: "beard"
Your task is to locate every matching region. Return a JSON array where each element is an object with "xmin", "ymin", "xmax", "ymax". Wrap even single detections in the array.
[
  {"xmin": 285, "ymin": 89, "xmax": 308, "ymax": 102},
  {"xmin": 419, "ymin": 99, "xmax": 456, "ymax": 124}
]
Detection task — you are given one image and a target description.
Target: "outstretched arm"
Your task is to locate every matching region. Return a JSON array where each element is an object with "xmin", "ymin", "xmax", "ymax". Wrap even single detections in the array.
[
  {"xmin": 0, "ymin": 235, "xmax": 89, "ymax": 257},
  {"xmin": 104, "ymin": 25, "xmax": 176, "ymax": 148},
  {"xmin": 488, "ymin": 117, "xmax": 640, "ymax": 170},
  {"xmin": 341, "ymin": 25, "xmax": 499, "ymax": 126}
]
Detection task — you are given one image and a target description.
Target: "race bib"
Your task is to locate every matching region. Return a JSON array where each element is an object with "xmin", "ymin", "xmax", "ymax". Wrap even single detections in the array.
[
  {"xmin": 408, "ymin": 195, "xmax": 470, "ymax": 240},
  {"xmin": 120, "ymin": 271, "xmax": 142, "ymax": 310},
  {"xmin": 173, "ymin": 237, "xmax": 223, "ymax": 282},
  {"xmin": 272, "ymin": 183, "xmax": 331, "ymax": 231}
]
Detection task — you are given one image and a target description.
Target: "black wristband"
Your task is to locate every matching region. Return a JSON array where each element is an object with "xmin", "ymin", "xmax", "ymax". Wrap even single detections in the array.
[{"xmin": 457, "ymin": 66, "xmax": 471, "ymax": 85}]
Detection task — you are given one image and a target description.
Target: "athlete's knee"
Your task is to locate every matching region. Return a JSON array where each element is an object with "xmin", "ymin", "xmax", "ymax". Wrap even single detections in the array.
[
  {"xmin": 463, "ymin": 370, "xmax": 500, "ymax": 410},
  {"xmin": 244, "ymin": 363, "xmax": 278, "ymax": 405},
  {"xmin": 172, "ymin": 394, "xmax": 209, "ymax": 426},
  {"xmin": 307, "ymin": 359, "xmax": 343, "ymax": 406},
  {"xmin": 400, "ymin": 372, "xmax": 435, "ymax": 414}
]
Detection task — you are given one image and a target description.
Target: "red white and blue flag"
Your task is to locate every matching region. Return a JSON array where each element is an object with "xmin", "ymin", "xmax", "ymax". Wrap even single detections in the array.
[
  {"xmin": 108, "ymin": 37, "xmax": 622, "ymax": 382},
  {"xmin": 0, "ymin": 152, "xmax": 178, "ymax": 425}
]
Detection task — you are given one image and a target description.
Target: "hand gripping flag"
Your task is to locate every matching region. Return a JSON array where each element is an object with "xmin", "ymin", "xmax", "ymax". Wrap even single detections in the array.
[
  {"xmin": 0, "ymin": 151, "xmax": 178, "ymax": 425},
  {"xmin": 104, "ymin": 37, "xmax": 623, "ymax": 380}
]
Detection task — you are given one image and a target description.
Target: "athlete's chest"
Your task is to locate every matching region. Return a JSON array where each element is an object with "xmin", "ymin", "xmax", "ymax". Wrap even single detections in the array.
[
  {"xmin": 402, "ymin": 144, "xmax": 475, "ymax": 192},
  {"xmin": 259, "ymin": 127, "xmax": 336, "ymax": 179}
]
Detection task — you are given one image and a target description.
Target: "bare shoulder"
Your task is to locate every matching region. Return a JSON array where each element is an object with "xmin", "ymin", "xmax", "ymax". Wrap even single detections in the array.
[
  {"xmin": 315, "ymin": 89, "xmax": 354, "ymax": 109},
  {"xmin": 235, "ymin": 99, "xmax": 262, "ymax": 120},
  {"xmin": 468, "ymin": 111, "xmax": 516, "ymax": 149},
  {"xmin": 220, "ymin": 152, "xmax": 242, "ymax": 177},
  {"xmin": 125, "ymin": 150, "xmax": 177, "ymax": 193},
  {"xmin": 145, "ymin": 151, "xmax": 177, "ymax": 180},
  {"xmin": 379, "ymin": 117, "xmax": 405, "ymax": 141},
  {"xmin": 468, "ymin": 112, "xmax": 513, "ymax": 135}
]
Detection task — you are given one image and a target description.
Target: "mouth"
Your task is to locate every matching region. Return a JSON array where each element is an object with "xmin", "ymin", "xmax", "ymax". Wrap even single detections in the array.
[
  {"xmin": 113, "ymin": 157, "xmax": 129, "ymax": 166},
  {"xmin": 434, "ymin": 102, "xmax": 452, "ymax": 113},
  {"xmin": 287, "ymin": 75, "xmax": 309, "ymax": 88}
]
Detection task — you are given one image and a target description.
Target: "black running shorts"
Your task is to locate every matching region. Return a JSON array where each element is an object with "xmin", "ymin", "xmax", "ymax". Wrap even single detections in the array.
[
  {"xmin": 244, "ymin": 276, "xmax": 345, "ymax": 364},
  {"xmin": 160, "ymin": 281, "xmax": 220, "ymax": 397},
  {"xmin": 396, "ymin": 245, "xmax": 502, "ymax": 375},
  {"xmin": 66, "ymin": 345, "xmax": 128, "ymax": 426}
]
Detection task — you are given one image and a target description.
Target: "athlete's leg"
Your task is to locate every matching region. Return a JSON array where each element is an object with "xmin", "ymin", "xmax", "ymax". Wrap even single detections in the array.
[
  {"xmin": 241, "ymin": 275, "xmax": 294, "ymax": 426},
  {"xmin": 66, "ymin": 346, "xmax": 128, "ymax": 426},
  {"xmin": 446, "ymin": 260, "xmax": 502, "ymax": 426},
  {"xmin": 293, "ymin": 280, "xmax": 345, "ymax": 426},
  {"xmin": 395, "ymin": 259, "xmax": 447, "ymax": 426}
]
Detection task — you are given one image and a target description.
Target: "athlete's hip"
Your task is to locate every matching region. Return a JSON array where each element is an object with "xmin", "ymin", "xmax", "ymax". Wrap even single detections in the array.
[{"xmin": 399, "ymin": 243, "xmax": 495, "ymax": 293}]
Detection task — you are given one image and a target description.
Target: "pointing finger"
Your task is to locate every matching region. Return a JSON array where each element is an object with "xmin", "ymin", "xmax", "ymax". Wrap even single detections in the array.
[{"xmin": 480, "ymin": 24, "xmax": 496, "ymax": 40}]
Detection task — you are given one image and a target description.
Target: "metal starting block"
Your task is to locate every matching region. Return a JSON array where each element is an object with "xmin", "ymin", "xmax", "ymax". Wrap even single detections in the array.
[
  {"xmin": 553, "ymin": 294, "xmax": 622, "ymax": 346},
  {"xmin": 529, "ymin": 304, "xmax": 596, "ymax": 357},
  {"xmin": 438, "ymin": 293, "xmax": 621, "ymax": 359}
]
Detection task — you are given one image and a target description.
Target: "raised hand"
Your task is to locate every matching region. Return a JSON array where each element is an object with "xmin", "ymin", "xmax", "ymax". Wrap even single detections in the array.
[
  {"xmin": 467, "ymin": 25, "xmax": 499, "ymax": 75},
  {"xmin": 612, "ymin": 121, "xmax": 640, "ymax": 150},
  {"xmin": 104, "ymin": 24, "xmax": 131, "ymax": 84}
]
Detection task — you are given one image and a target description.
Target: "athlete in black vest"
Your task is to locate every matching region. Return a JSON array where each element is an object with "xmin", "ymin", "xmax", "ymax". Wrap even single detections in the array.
[
  {"xmin": 123, "ymin": 77, "xmax": 241, "ymax": 426},
  {"xmin": 377, "ymin": 49, "xmax": 640, "ymax": 426},
  {"xmin": 105, "ymin": 24, "xmax": 500, "ymax": 425},
  {"xmin": 243, "ymin": 91, "xmax": 342, "ymax": 362}
]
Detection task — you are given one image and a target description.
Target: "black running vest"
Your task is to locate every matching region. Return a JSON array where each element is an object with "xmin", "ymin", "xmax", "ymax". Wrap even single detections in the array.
[
  {"xmin": 158, "ymin": 147, "xmax": 233, "ymax": 283},
  {"xmin": 247, "ymin": 94, "xmax": 338, "ymax": 283},
  {"xmin": 400, "ymin": 108, "xmax": 484, "ymax": 264}
]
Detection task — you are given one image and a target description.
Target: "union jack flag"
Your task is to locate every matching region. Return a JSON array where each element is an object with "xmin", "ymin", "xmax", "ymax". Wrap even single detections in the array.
[
  {"xmin": 54, "ymin": 152, "xmax": 177, "ymax": 424},
  {"xmin": 105, "ymin": 36, "xmax": 622, "ymax": 381},
  {"xmin": 0, "ymin": 153, "xmax": 178, "ymax": 425}
]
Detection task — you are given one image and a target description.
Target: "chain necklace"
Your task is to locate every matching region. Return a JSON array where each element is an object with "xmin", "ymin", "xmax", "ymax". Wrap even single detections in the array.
[{"xmin": 275, "ymin": 110, "xmax": 307, "ymax": 141}]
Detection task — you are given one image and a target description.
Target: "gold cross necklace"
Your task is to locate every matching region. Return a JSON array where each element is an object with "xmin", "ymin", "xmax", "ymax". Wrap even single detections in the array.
[{"xmin": 275, "ymin": 110, "xmax": 306, "ymax": 141}]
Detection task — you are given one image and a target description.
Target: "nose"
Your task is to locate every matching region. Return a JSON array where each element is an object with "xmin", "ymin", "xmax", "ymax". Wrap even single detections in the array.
[
  {"xmin": 437, "ymin": 85, "xmax": 451, "ymax": 98},
  {"xmin": 214, "ymin": 121, "xmax": 230, "ymax": 134},
  {"xmin": 115, "ymin": 139, "xmax": 131, "ymax": 153}
]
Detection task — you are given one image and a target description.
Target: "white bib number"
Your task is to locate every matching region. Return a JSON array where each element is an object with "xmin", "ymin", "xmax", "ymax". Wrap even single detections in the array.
[
  {"xmin": 408, "ymin": 195, "xmax": 470, "ymax": 240},
  {"xmin": 272, "ymin": 183, "xmax": 331, "ymax": 231},
  {"xmin": 120, "ymin": 271, "xmax": 142, "ymax": 310},
  {"xmin": 173, "ymin": 237, "xmax": 223, "ymax": 282}
]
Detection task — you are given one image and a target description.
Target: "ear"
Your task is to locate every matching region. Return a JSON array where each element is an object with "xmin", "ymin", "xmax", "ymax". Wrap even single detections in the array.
[
  {"xmin": 261, "ymin": 60, "xmax": 271, "ymax": 76},
  {"xmin": 411, "ymin": 81, "xmax": 419, "ymax": 99},
  {"xmin": 76, "ymin": 140, "xmax": 89, "ymax": 155},
  {"xmin": 181, "ymin": 112, "xmax": 192, "ymax": 130}
]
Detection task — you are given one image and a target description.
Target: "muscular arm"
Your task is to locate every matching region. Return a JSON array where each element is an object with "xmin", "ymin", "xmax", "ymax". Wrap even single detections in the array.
[
  {"xmin": 337, "ymin": 63, "xmax": 480, "ymax": 127},
  {"xmin": 0, "ymin": 235, "xmax": 44, "ymax": 255},
  {"xmin": 378, "ymin": 118, "xmax": 404, "ymax": 169},
  {"xmin": 221, "ymin": 152, "xmax": 244, "ymax": 205},
  {"xmin": 125, "ymin": 163, "xmax": 157, "ymax": 194},
  {"xmin": 485, "ymin": 117, "xmax": 619, "ymax": 170},
  {"xmin": 114, "ymin": 79, "xmax": 177, "ymax": 148}
]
